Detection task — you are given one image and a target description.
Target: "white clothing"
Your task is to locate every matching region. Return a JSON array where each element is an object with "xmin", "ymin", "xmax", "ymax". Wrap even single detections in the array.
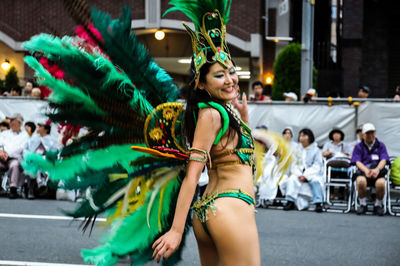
[
  {"xmin": 0, "ymin": 129, "xmax": 29, "ymax": 160},
  {"xmin": 280, "ymin": 142, "xmax": 325, "ymax": 210},
  {"xmin": 322, "ymin": 141, "xmax": 351, "ymax": 156},
  {"xmin": 24, "ymin": 134, "xmax": 58, "ymax": 154},
  {"xmin": 257, "ymin": 141, "xmax": 300, "ymax": 201},
  {"xmin": 199, "ymin": 167, "xmax": 209, "ymax": 187}
]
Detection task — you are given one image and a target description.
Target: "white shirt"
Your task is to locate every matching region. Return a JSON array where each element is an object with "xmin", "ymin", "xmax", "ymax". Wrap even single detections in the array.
[
  {"xmin": 0, "ymin": 129, "xmax": 29, "ymax": 160},
  {"xmin": 24, "ymin": 134, "xmax": 58, "ymax": 155},
  {"xmin": 322, "ymin": 141, "xmax": 351, "ymax": 156}
]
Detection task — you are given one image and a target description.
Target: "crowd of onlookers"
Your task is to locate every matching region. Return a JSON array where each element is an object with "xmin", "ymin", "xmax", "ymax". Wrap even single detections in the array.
[
  {"xmin": 0, "ymin": 112, "xmax": 67, "ymax": 200},
  {"xmin": 1, "ymin": 80, "xmax": 49, "ymax": 98},
  {"xmin": 249, "ymin": 81, "xmax": 400, "ymax": 103},
  {"xmin": 4, "ymin": 79, "xmax": 400, "ymax": 102},
  {"xmin": 255, "ymin": 122, "xmax": 393, "ymax": 216},
  {"xmin": 1, "ymin": 80, "xmax": 399, "ymax": 217}
]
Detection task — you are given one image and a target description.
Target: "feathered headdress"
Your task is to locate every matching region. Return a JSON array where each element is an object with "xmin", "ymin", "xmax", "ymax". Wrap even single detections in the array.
[{"xmin": 164, "ymin": 0, "xmax": 233, "ymax": 88}]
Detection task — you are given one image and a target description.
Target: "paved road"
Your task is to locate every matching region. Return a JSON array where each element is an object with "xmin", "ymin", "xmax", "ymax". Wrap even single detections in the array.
[{"xmin": 0, "ymin": 198, "xmax": 399, "ymax": 266}]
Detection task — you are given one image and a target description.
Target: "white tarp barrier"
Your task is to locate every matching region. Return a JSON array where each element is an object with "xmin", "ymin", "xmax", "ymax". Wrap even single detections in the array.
[
  {"xmin": 0, "ymin": 98, "xmax": 58, "ymax": 138},
  {"xmin": 1, "ymin": 98, "xmax": 400, "ymax": 156},
  {"xmin": 0, "ymin": 98, "xmax": 48, "ymax": 122},
  {"xmin": 248, "ymin": 102, "xmax": 400, "ymax": 157},
  {"xmin": 357, "ymin": 102, "xmax": 400, "ymax": 157}
]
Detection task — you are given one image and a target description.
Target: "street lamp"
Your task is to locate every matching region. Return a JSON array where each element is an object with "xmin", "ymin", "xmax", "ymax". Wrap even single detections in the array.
[
  {"xmin": 155, "ymin": 30, "xmax": 165, "ymax": 41},
  {"xmin": 1, "ymin": 59, "xmax": 10, "ymax": 71}
]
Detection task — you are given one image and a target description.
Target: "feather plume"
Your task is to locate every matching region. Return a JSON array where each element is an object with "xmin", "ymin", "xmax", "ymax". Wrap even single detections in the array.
[
  {"xmin": 82, "ymin": 169, "xmax": 185, "ymax": 265},
  {"xmin": 164, "ymin": 0, "xmax": 232, "ymax": 30},
  {"xmin": 63, "ymin": 0, "xmax": 105, "ymax": 50},
  {"xmin": 90, "ymin": 6, "xmax": 179, "ymax": 106}
]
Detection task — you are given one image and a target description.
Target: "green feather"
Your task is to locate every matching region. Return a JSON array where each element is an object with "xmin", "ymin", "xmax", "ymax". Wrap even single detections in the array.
[
  {"xmin": 24, "ymin": 34, "xmax": 154, "ymax": 118},
  {"xmin": 82, "ymin": 168, "xmax": 185, "ymax": 265},
  {"xmin": 22, "ymin": 144, "xmax": 148, "ymax": 181},
  {"xmin": 24, "ymin": 56, "xmax": 104, "ymax": 115},
  {"xmin": 90, "ymin": 6, "xmax": 179, "ymax": 106},
  {"xmin": 164, "ymin": 0, "xmax": 232, "ymax": 30},
  {"xmin": 64, "ymin": 177, "xmax": 131, "ymax": 218}
]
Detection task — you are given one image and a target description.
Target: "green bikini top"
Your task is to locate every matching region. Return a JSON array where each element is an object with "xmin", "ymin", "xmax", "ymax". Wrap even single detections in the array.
[{"xmin": 197, "ymin": 102, "xmax": 254, "ymax": 169}]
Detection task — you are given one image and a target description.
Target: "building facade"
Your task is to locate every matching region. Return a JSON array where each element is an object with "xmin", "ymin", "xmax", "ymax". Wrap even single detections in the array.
[
  {"xmin": 0, "ymin": 0, "xmax": 265, "ymax": 91},
  {"xmin": 1, "ymin": 0, "xmax": 398, "ymax": 98}
]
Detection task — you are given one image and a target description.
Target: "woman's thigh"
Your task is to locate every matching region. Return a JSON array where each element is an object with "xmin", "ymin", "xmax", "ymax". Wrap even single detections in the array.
[
  {"xmin": 206, "ymin": 197, "xmax": 260, "ymax": 266},
  {"xmin": 193, "ymin": 216, "xmax": 220, "ymax": 266}
]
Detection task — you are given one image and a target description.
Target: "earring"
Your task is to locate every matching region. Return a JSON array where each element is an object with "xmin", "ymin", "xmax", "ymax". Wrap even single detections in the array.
[{"xmin": 205, "ymin": 89, "xmax": 212, "ymax": 98}]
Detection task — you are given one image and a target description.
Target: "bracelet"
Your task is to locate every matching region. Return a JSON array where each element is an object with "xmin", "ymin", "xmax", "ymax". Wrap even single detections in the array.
[{"xmin": 188, "ymin": 147, "xmax": 211, "ymax": 168}]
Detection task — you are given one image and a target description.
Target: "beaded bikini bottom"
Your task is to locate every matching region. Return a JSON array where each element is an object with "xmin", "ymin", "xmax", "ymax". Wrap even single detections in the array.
[{"xmin": 192, "ymin": 189, "xmax": 255, "ymax": 236}]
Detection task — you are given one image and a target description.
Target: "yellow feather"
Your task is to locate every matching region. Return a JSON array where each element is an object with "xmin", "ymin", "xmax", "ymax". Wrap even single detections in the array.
[{"xmin": 253, "ymin": 129, "xmax": 293, "ymax": 185}]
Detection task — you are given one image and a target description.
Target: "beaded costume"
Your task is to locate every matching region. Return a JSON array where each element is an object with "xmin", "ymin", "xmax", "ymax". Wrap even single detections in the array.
[
  {"xmin": 21, "ymin": 0, "xmax": 293, "ymax": 265},
  {"xmin": 20, "ymin": 0, "xmax": 248, "ymax": 265}
]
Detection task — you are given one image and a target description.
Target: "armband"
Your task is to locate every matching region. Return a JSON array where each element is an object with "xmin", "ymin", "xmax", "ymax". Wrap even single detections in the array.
[{"xmin": 188, "ymin": 148, "xmax": 211, "ymax": 168}]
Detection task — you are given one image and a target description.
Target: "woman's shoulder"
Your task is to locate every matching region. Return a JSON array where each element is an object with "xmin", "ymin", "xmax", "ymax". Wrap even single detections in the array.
[
  {"xmin": 198, "ymin": 106, "xmax": 222, "ymax": 123},
  {"xmin": 307, "ymin": 143, "xmax": 321, "ymax": 153}
]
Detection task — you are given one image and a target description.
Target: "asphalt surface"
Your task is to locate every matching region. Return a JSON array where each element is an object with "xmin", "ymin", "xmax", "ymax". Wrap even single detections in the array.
[{"xmin": 0, "ymin": 198, "xmax": 399, "ymax": 266}]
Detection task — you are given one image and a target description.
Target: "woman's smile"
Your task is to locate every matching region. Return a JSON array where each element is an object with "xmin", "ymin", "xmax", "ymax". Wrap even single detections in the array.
[{"xmin": 198, "ymin": 61, "xmax": 239, "ymax": 102}]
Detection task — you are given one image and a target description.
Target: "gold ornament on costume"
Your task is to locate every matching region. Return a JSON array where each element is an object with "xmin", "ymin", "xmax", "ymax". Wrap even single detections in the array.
[
  {"xmin": 149, "ymin": 127, "xmax": 163, "ymax": 141},
  {"xmin": 162, "ymin": 107, "xmax": 176, "ymax": 120},
  {"xmin": 183, "ymin": 10, "xmax": 231, "ymax": 89}
]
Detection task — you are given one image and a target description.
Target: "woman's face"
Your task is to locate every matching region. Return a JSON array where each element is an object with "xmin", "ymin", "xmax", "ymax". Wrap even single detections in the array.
[
  {"xmin": 299, "ymin": 132, "xmax": 310, "ymax": 147},
  {"xmin": 332, "ymin": 132, "xmax": 341, "ymax": 142},
  {"xmin": 24, "ymin": 125, "xmax": 32, "ymax": 135},
  {"xmin": 283, "ymin": 129, "xmax": 292, "ymax": 141},
  {"xmin": 198, "ymin": 61, "xmax": 238, "ymax": 102}
]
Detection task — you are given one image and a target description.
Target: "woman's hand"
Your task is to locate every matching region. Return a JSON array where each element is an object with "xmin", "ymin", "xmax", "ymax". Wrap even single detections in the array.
[
  {"xmin": 299, "ymin": 176, "xmax": 307, "ymax": 182},
  {"xmin": 152, "ymin": 229, "xmax": 182, "ymax": 263},
  {"xmin": 232, "ymin": 90, "xmax": 249, "ymax": 124}
]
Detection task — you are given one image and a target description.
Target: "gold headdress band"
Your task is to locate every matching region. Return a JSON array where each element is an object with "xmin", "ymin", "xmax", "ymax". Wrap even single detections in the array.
[{"xmin": 164, "ymin": 1, "xmax": 233, "ymax": 89}]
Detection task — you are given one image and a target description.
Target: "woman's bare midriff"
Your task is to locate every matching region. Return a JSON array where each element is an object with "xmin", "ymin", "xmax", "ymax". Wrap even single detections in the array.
[
  {"xmin": 203, "ymin": 131, "xmax": 254, "ymax": 198},
  {"xmin": 205, "ymin": 164, "xmax": 254, "ymax": 198}
]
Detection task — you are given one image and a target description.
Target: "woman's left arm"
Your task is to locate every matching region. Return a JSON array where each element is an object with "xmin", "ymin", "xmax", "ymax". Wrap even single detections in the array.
[
  {"xmin": 303, "ymin": 149, "xmax": 323, "ymax": 179},
  {"xmin": 152, "ymin": 108, "xmax": 221, "ymax": 262}
]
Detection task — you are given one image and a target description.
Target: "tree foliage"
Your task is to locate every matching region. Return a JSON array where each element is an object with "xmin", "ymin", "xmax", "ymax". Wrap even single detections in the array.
[
  {"xmin": 5, "ymin": 66, "xmax": 19, "ymax": 90},
  {"xmin": 272, "ymin": 43, "xmax": 317, "ymax": 100}
]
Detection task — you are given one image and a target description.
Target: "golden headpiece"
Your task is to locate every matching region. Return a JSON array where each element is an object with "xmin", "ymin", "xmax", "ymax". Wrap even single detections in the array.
[{"xmin": 165, "ymin": 0, "xmax": 232, "ymax": 88}]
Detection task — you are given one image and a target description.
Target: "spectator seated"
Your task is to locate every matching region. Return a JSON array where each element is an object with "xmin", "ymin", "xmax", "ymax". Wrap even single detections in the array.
[
  {"xmin": 351, "ymin": 123, "xmax": 389, "ymax": 216},
  {"xmin": 23, "ymin": 120, "xmax": 58, "ymax": 199},
  {"xmin": 281, "ymin": 128, "xmax": 325, "ymax": 212},
  {"xmin": 0, "ymin": 113, "xmax": 29, "ymax": 199}
]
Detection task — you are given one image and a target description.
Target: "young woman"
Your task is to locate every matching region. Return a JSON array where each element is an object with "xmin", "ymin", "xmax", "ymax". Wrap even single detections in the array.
[{"xmin": 152, "ymin": 60, "xmax": 261, "ymax": 265}]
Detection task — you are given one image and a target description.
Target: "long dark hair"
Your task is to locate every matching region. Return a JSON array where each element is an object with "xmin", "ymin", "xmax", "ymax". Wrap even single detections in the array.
[{"xmin": 184, "ymin": 61, "xmax": 241, "ymax": 147}]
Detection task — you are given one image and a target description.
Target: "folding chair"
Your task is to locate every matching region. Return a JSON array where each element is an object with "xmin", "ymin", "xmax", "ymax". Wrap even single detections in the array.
[
  {"xmin": 387, "ymin": 156, "xmax": 400, "ymax": 216},
  {"xmin": 353, "ymin": 165, "xmax": 389, "ymax": 215},
  {"xmin": 0, "ymin": 170, "xmax": 8, "ymax": 196},
  {"xmin": 255, "ymin": 185, "xmax": 287, "ymax": 209},
  {"xmin": 324, "ymin": 157, "xmax": 352, "ymax": 213}
]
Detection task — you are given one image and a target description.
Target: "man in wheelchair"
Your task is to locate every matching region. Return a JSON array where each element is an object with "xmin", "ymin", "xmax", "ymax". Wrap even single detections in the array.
[{"xmin": 351, "ymin": 123, "xmax": 389, "ymax": 216}]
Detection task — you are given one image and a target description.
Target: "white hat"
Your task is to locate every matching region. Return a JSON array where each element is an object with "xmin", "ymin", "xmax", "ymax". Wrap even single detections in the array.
[
  {"xmin": 306, "ymin": 88, "xmax": 316, "ymax": 96},
  {"xmin": 362, "ymin": 123, "xmax": 376, "ymax": 134},
  {"xmin": 283, "ymin": 92, "xmax": 298, "ymax": 101},
  {"xmin": 6, "ymin": 113, "xmax": 24, "ymax": 123}
]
